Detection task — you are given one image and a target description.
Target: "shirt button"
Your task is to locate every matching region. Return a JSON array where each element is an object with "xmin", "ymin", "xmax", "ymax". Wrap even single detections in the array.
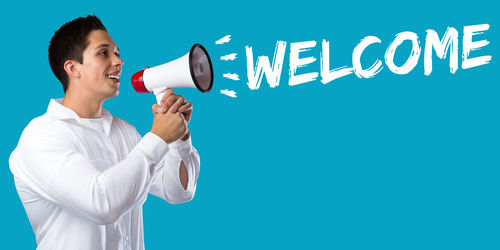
[{"xmin": 125, "ymin": 236, "xmax": 129, "ymax": 241}]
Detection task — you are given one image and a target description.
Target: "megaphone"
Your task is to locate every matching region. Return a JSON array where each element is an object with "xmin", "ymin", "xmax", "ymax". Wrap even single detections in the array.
[{"xmin": 131, "ymin": 44, "xmax": 214, "ymax": 104}]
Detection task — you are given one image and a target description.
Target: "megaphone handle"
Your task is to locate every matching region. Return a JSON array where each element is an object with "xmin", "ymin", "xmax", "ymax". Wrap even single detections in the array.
[{"xmin": 153, "ymin": 87, "xmax": 169, "ymax": 104}]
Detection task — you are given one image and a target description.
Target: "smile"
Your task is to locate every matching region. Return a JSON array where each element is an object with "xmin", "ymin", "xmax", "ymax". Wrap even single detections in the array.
[{"xmin": 107, "ymin": 74, "xmax": 120, "ymax": 80}]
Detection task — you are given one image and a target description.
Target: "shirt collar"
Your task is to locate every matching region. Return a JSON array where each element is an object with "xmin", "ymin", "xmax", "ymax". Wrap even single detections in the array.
[{"xmin": 47, "ymin": 98, "xmax": 113, "ymax": 136}]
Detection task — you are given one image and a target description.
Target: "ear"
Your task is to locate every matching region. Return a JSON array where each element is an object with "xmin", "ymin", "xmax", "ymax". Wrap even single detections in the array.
[{"xmin": 63, "ymin": 59, "xmax": 81, "ymax": 79}]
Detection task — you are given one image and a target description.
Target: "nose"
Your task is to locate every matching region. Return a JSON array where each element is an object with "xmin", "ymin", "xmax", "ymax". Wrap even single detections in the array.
[{"xmin": 112, "ymin": 54, "xmax": 124, "ymax": 67}]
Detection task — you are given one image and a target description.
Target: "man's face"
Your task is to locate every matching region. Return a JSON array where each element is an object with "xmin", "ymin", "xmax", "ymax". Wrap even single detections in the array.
[{"xmin": 78, "ymin": 30, "xmax": 123, "ymax": 100}]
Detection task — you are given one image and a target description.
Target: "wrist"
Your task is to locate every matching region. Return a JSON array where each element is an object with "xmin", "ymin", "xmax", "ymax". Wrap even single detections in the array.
[{"xmin": 150, "ymin": 129, "xmax": 176, "ymax": 144}]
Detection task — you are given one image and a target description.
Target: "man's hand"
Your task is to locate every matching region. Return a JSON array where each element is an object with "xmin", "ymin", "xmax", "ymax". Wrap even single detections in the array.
[
  {"xmin": 152, "ymin": 89, "xmax": 193, "ymax": 123},
  {"xmin": 151, "ymin": 89, "xmax": 192, "ymax": 142},
  {"xmin": 150, "ymin": 110, "xmax": 187, "ymax": 144}
]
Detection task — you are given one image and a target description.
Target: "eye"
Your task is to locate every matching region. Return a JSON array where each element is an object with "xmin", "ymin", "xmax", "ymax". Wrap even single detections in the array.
[
  {"xmin": 114, "ymin": 51, "xmax": 120, "ymax": 57},
  {"xmin": 98, "ymin": 50, "xmax": 108, "ymax": 57}
]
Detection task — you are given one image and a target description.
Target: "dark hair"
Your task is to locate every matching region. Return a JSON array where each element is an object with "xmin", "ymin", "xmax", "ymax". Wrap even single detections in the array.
[{"xmin": 48, "ymin": 15, "xmax": 107, "ymax": 92}]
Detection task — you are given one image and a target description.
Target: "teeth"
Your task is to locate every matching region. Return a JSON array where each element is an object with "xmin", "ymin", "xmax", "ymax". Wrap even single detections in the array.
[{"xmin": 107, "ymin": 75, "xmax": 120, "ymax": 80}]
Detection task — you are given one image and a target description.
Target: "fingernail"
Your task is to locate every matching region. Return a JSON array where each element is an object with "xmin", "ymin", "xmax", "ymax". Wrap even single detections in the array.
[
  {"xmin": 156, "ymin": 107, "xmax": 162, "ymax": 112},
  {"xmin": 170, "ymin": 107, "xmax": 176, "ymax": 112}
]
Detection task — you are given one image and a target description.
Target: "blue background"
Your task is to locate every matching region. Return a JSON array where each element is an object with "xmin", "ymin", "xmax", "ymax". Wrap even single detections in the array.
[{"xmin": 1, "ymin": 0, "xmax": 498, "ymax": 249}]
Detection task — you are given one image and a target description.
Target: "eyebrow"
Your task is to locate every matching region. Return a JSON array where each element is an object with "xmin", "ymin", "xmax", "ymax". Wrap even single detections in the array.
[{"xmin": 95, "ymin": 44, "xmax": 120, "ymax": 52}]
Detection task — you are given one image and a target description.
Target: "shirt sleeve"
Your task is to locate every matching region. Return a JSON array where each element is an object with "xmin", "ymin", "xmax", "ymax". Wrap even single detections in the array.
[
  {"xmin": 148, "ymin": 134, "xmax": 201, "ymax": 204},
  {"xmin": 9, "ymin": 123, "xmax": 168, "ymax": 225}
]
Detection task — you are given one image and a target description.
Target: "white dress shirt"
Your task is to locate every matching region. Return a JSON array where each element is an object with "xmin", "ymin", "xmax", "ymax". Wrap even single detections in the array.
[{"xmin": 9, "ymin": 99, "xmax": 200, "ymax": 250}]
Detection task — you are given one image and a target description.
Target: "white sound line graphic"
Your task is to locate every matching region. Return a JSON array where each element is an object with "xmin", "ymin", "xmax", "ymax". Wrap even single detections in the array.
[
  {"xmin": 215, "ymin": 35, "xmax": 238, "ymax": 99},
  {"xmin": 215, "ymin": 35, "xmax": 231, "ymax": 45},
  {"xmin": 220, "ymin": 53, "xmax": 237, "ymax": 61},
  {"xmin": 223, "ymin": 73, "xmax": 240, "ymax": 81},
  {"xmin": 220, "ymin": 89, "xmax": 237, "ymax": 98}
]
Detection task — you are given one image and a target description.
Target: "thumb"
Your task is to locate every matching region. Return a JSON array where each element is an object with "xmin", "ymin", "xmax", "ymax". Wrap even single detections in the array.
[{"xmin": 152, "ymin": 104, "xmax": 160, "ymax": 115}]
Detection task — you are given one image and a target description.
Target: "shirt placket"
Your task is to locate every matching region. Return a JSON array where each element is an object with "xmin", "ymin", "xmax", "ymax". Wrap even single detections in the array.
[
  {"xmin": 99, "ymin": 130, "xmax": 119, "ymax": 165},
  {"xmin": 97, "ymin": 128, "xmax": 131, "ymax": 249}
]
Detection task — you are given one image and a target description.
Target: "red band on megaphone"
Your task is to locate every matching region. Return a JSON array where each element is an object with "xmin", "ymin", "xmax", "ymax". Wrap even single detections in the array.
[{"xmin": 131, "ymin": 68, "xmax": 149, "ymax": 93}]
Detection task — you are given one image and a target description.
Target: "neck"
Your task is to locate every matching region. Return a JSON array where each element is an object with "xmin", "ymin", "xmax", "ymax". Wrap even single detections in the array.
[{"xmin": 62, "ymin": 87, "xmax": 105, "ymax": 118}]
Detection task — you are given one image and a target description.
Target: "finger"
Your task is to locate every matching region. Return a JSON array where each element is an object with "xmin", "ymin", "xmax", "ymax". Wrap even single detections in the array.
[
  {"xmin": 169, "ymin": 96, "xmax": 185, "ymax": 113},
  {"xmin": 161, "ymin": 89, "xmax": 175, "ymax": 104},
  {"xmin": 162, "ymin": 95, "xmax": 178, "ymax": 112},
  {"xmin": 152, "ymin": 104, "xmax": 160, "ymax": 115},
  {"xmin": 178, "ymin": 102, "xmax": 192, "ymax": 113}
]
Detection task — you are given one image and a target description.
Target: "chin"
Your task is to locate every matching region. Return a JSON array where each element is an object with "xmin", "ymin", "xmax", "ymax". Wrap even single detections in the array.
[
  {"xmin": 111, "ymin": 89, "xmax": 120, "ymax": 98},
  {"xmin": 102, "ymin": 89, "xmax": 119, "ymax": 100}
]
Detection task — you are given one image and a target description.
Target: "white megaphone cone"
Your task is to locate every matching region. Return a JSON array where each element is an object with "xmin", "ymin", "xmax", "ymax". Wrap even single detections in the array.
[{"xmin": 131, "ymin": 44, "xmax": 214, "ymax": 104}]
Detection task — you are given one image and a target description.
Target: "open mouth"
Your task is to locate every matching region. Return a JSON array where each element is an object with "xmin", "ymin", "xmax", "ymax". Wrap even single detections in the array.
[{"xmin": 106, "ymin": 72, "xmax": 121, "ymax": 84}]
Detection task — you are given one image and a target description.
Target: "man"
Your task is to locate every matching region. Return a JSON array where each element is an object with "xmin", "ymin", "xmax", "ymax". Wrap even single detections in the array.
[{"xmin": 9, "ymin": 15, "xmax": 200, "ymax": 250}]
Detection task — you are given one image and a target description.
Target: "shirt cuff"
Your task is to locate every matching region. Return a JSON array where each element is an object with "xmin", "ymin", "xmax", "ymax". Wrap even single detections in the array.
[
  {"xmin": 135, "ymin": 132, "xmax": 169, "ymax": 164},
  {"xmin": 168, "ymin": 134, "xmax": 192, "ymax": 156}
]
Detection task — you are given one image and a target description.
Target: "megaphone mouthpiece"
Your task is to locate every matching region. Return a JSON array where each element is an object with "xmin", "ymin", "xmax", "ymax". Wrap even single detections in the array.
[{"xmin": 131, "ymin": 68, "xmax": 149, "ymax": 93}]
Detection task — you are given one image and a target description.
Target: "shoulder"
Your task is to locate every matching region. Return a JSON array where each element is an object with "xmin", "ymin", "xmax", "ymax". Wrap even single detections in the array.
[
  {"xmin": 111, "ymin": 115, "xmax": 138, "ymax": 133},
  {"xmin": 110, "ymin": 115, "xmax": 142, "ymax": 140},
  {"xmin": 11, "ymin": 114, "xmax": 76, "ymax": 170},
  {"xmin": 111, "ymin": 115, "xmax": 135, "ymax": 129},
  {"xmin": 18, "ymin": 114, "xmax": 74, "ymax": 148}
]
